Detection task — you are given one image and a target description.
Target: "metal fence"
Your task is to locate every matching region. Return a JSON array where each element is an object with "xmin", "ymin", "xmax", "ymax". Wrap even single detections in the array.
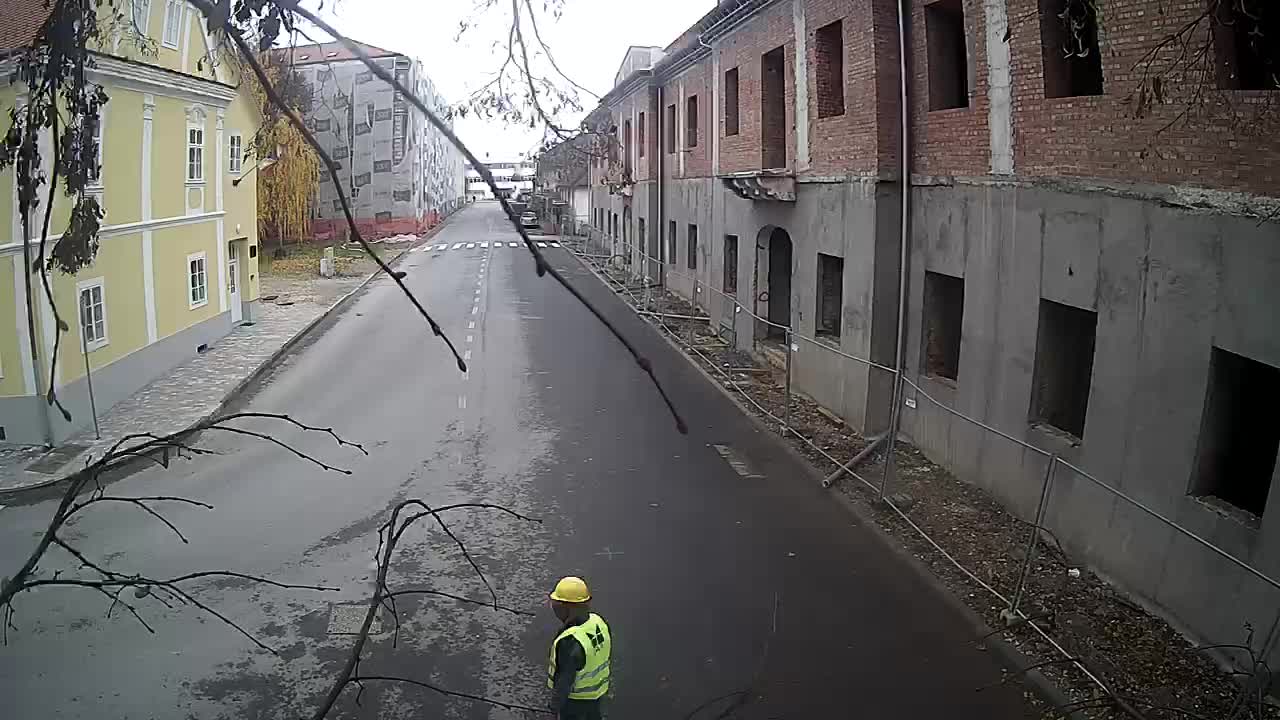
[{"xmin": 564, "ymin": 226, "xmax": 1280, "ymax": 716}]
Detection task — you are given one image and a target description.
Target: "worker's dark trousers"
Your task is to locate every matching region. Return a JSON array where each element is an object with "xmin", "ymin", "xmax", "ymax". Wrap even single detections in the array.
[{"xmin": 559, "ymin": 699, "xmax": 603, "ymax": 720}]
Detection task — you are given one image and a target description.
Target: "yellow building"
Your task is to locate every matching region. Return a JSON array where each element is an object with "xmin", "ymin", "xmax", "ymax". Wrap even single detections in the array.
[{"xmin": 0, "ymin": 0, "xmax": 261, "ymax": 445}]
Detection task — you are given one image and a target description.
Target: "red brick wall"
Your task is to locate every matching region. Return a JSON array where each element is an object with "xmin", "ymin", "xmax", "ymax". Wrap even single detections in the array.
[
  {"xmin": 805, "ymin": 0, "xmax": 902, "ymax": 176},
  {"xmin": 910, "ymin": 0, "xmax": 990, "ymax": 176},
  {"xmin": 658, "ymin": 59, "xmax": 714, "ymax": 179},
  {"xmin": 1008, "ymin": 0, "xmax": 1279, "ymax": 195},
  {"xmin": 717, "ymin": 1, "xmax": 797, "ymax": 175}
]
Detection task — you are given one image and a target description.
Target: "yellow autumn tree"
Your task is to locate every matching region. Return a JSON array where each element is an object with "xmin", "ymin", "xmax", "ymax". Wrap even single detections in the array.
[{"xmin": 251, "ymin": 54, "xmax": 320, "ymax": 252}]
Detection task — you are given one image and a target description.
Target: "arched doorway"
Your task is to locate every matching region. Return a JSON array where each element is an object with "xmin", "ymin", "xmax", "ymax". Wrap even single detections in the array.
[{"xmin": 754, "ymin": 226, "xmax": 792, "ymax": 341}]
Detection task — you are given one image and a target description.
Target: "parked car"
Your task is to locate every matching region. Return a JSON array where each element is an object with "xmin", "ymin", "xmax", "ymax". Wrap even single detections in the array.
[{"xmin": 520, "ymin": 212, "xmax": 539, "ymax": 229}]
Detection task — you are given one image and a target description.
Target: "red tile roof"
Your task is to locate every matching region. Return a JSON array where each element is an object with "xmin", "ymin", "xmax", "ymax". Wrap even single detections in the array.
[
  {"xmin": 0, "ymin": 0, "xmax": 51, "ymax": 53},
  {"xmin": 279, "ymin": 40, "xmax": 400, "ymax": 67}
]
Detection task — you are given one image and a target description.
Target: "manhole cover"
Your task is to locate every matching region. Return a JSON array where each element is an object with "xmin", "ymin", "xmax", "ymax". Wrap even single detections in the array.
[
  {"xmin": 326, "ymin": 603, "xmax": 382, "ymax": 635},
  {"xmin": 26, "ymin": 444, "xmax": 90, "ymax": 475}
]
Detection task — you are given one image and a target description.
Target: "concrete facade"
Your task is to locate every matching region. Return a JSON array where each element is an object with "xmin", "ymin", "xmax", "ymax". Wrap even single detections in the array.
[
  {"xmin": 585, "ymin": 0, "xmax": 1280, "ymax": 665},
  {"xmin": 287, "ymin": 41, "xmax": 465, "ymax": 238}
]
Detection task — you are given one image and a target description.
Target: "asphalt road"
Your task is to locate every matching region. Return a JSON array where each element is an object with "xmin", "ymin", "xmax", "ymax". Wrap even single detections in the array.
[{"xmin": 0, "ymin": 203, "xmax": 1035, "ymax": 719}]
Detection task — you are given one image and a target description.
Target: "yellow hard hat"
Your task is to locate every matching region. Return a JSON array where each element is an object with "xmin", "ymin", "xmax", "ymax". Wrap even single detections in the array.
[{"xmin": 549, "ymin": 576, "xmax": 591, "ymax": 603}]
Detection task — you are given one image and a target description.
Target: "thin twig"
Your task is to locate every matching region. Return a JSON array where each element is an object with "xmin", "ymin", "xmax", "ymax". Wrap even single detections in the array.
[{"xmin": 346, "ymin": 675, "xmax": 553, "ymax": 714}]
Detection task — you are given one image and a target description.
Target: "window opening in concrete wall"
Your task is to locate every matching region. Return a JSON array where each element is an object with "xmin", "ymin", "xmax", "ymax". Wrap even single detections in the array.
[
  {"xmin": 816, "ymin": 253, "xmax": 843, "ymax": 338},
  {"xmin": 638, "ymin": 112, "xmax": 646, "ymax": 158},
  {"xmin": 623, "ymin": 119, "xmax": 633, "ymax": 174},
  {"xmin": 926, "ymin": 0, "xmax": 970, "ymax": 110},
  {"xmin": 761, "ymin": 46, "xmax": 787, "ymax": 168},
  {"xmin": 923, "ymin": 271, "xmax": 964, "ymax": 381},
  {"xmin": 668, "ymin": 220, "xmax": 677, "ymax": 264},
  {"xmin": 1039, "ymin": 0, "xmax": 1104, "ymax": 98},
  {"xmin": 724, "ymin": 67, "xmax": 740, "ymax": 135},
  {"xmin": 1030, "ymin": 299, "xmax": 1096, "ymax": 440},
  {"xmin": 724, "ymin": 235, "xmax": 739, "ymax": 294},
  {"xmin": 639, "ymin": 218, "xmax": 647, "ymax": 261},
  {"xmin": 666, "ymin": 104, "xmax": 677, "ymax": 153},
  {"xmin": 815, "ymin": 20, "xmax": 846, "ymax": 118},
  {"xmin": 686, "ymin": 95, "xmax": 699, "ymax": 148},
  {"xmin": 687, "ymin": 224, "xmax": 698, "ymax": 269},
  {"xmin": 1217, "ymin": 1, "xmax": 1280, "ymax": 90},
  {"xmin": 1190, "ymin": 347, "xmax": 1279, "ymax": 520}
]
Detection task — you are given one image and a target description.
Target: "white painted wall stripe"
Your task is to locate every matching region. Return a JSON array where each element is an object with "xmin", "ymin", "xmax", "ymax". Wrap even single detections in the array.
[
  {"xmin": 142, "ymin": 94, "xmax": 157, "ymax": 344},
  {"xmin": 792, "ymin": 0, "xmax": 810, "ymax": 173},
  {"xmin": 214, "ymin": 109, "xmax": 227, "ymax": 314}
]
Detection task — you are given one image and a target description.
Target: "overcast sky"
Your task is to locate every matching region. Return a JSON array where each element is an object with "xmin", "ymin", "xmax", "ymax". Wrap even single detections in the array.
[{"xmin": 314, "ymin": 0, "xmax": 715, "ymax": 161}]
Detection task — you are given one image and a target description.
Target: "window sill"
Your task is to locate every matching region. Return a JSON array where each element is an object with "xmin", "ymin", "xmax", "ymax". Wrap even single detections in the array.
[
  {"xmin": 813, "ymin": 333, "xmax": 841, "ymax": 348},
  {"xmin": 923, "ymin": 373, "xmax": 958, "ymax": 390},
  {"xmin": 189, "ymin": 299, "xmax": 208, "ymax": 310},
  {"xmin": 85, "ymin": 184, "xmax": 104, "ymax": 195},
  {"xmin": 1190, "ymin": 495, "xmax": 1261, "ymax": 532},
  {"xmin": 162, "ymin": 40, "xmax": 179, "ymax": 50},
  {"xmin": 84, "ymin": 339, "xmax": 109, "ymax": 353},
  {"xmin": 186, "ymin": 180, "xmax": 206, "ymax": 187},
  {"xmin": 1027, "ymin": 421, "xmax": 1082, "ymax": 450}
]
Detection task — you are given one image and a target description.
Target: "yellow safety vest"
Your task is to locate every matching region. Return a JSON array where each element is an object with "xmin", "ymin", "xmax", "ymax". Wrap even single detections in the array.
[{"xmin": 546, "ymin": 613, "xmax": 612, "ymax": 700}]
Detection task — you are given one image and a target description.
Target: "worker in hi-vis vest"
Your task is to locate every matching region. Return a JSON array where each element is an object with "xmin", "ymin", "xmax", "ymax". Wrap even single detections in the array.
[{"xmin": 547, "ymin": 576, "xmax": 612, "ymax": 719}]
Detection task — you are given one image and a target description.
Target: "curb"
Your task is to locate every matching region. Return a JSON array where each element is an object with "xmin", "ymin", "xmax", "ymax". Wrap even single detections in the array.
[
  {"xmin": 564, "ymin": 247, "xmax": 1076, "ymax": 717},
  {"xmin": 0, "ymin": 212, "xmax": 462, "ymax": 500}
]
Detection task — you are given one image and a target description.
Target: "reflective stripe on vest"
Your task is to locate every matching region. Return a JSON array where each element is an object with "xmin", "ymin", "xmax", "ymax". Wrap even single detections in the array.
[{"xmin": 546, "ymin": 613, "xmax": 612, "ymax": 700}]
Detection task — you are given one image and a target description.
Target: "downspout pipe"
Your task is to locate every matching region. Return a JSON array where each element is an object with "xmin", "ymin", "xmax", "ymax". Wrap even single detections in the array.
[
  {"xmin": 880, "ymin": 0, "xmax": 913, "ymax": 496},
  {"xmin": 656, "ymin": 82, "xmax": 665, "ymax": 280}
]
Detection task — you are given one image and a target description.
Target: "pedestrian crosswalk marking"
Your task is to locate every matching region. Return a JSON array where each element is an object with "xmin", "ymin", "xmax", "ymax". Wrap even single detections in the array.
[{"xmin": 414, "ymin": 241, "xmax": 566, "ymax": 256}]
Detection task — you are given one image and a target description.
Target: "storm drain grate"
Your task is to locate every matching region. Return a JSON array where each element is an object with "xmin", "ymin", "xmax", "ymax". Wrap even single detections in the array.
[
  {"xmin": 26, "ymin": 444, "xmax": 90, "ymax": 475},
  {"xmin": 712, "ymin": 444, "xmax": 764, "ymax": 479},
  {"xmin": 326, "ymin": 603, "xmax": 383, "ymax": 635}
]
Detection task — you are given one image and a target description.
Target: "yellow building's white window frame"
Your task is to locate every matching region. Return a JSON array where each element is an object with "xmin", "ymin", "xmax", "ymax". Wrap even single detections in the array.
[
  {"xmin": 187, "ymin": 252, "xmax": 208, "ymax": 309},
  {"xmin": 86, "ymin": 104, "xmax": 105, "ymax": 193},
  {"xmin": 131, "ymin": 0, "xmax": 151, "ymax": 36},
  {"xmin": 186, "ymin": 125, "xmax": 204, "ymax": 183},
  {"xmin": 162, "ymin": 0, "xmax": 182, "ymax": 49},
  {"xmin": 77, "ymin": 277, "xmax": 109, "ymax": 352},
  {"xmin": 228, "ymin": 132, "xmax": 243, "ymax": 175}
]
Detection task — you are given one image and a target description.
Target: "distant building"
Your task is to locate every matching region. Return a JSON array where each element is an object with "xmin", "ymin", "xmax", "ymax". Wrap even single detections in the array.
[
  {"xmin": 535, "ymin": 136, "xmax": 591, "ymax": 228},
  {"xmin": 284, "ymin": 40, "xmax": 465, "ymax": 237},
  {"xmin": 466, "ymin": 159, "xmax": 537, "ymax": 201}
]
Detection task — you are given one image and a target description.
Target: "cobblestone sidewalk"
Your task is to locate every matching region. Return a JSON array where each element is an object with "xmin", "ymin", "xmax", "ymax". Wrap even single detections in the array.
[{"xmin": 0, "ymin": 270, "xmax": 377, "ymax": 495}]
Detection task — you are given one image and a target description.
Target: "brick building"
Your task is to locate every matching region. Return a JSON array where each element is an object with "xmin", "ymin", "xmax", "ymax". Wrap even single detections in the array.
[
  {"xmin": 285, "ymin": 41, "xmax": 465, "ymax": 238},
  {"xmin": 587, "ymin": 0, "xmax": 1280, "ymax": 664}
]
